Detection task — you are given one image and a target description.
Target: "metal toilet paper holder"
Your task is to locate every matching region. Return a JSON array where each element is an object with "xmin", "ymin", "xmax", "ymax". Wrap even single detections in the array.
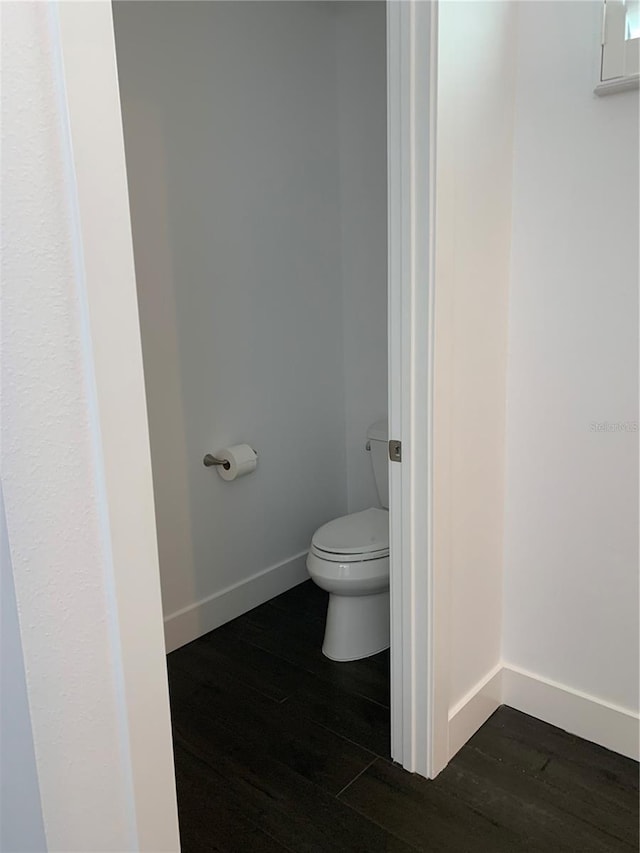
[{"xmin": 203, "ymin": 454, "xmax": 231, "ymax": 471}]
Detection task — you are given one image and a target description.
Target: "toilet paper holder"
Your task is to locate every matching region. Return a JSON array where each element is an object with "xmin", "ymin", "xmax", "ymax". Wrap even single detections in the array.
[{"xmin": 203, "ymin": 453, "xmax": 231, "ymax": 470}]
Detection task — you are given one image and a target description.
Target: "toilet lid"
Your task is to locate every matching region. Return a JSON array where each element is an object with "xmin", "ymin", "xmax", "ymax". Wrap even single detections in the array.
[{"xmin": 311, "ymin": 507, "xmax": 389, "ymax": 556}]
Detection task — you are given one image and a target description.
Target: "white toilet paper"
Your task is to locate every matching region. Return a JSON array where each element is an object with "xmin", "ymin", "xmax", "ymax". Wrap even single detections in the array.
[{"xmin": 215, "ymin": 444, "xmax": 258, "ymax": 481}]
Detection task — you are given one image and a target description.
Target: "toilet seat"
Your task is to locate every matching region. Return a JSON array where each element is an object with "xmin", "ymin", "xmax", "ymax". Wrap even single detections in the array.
[
  {"xmin": 311, "ymin": 507, "xmax": 389, "ymax": 561},
  {"xmin": 308, "ymin": 507, "xmax": 390, "ymax": 595},
  {"xmin": 310, "ymin": 545, "xmax": 389, "ymax": 563},
  {"xmin": 307, "ymin": 550, "xmax": 389, "ymax": 594}
]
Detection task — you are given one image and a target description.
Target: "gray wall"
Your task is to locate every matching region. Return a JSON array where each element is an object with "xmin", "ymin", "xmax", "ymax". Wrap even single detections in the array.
[
  {"xmin": 336, "ymin": 2, "xmax": 388, "ymax": 513},
  {"xmin": 113, "ymin": 2, "xmax": 387, "ymax": 636},
  {"xmin": 1, "ymin": 486, "xmax": 46, "ymax": 852}
]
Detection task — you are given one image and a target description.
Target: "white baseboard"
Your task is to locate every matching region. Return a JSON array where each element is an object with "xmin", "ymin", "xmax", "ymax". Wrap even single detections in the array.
[
  {"xmin": 447, "ymin": 662, "xmax": 639, "ymax": 762},
  {"xmin": 448, "ymin": 664, "xmax": 503, "ymax": 760},
  {"xmin": 502, "ymin": 663, "xmax": 640, "ymax": 762},
  {"xmin": 163, "ymin": 551, "xmax": 309, "ymax": 653}
]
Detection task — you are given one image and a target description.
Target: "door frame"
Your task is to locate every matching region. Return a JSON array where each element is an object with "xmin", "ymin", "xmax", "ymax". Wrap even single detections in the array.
[
  {"xmin": 11, "ymin": 1, "xmax": 446, "ymax": 847},
  {"xmin": 387, "ymin": 0, "xmax": 447, "ymax": 777}
]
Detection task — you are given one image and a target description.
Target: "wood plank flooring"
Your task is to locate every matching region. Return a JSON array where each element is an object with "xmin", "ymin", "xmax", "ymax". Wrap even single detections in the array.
[{"xmin": 167, "ymin": 581, "xmax": 639, "ymax": 852}]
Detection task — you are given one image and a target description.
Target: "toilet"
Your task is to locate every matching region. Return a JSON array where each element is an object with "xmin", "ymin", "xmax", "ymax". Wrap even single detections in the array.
[{"xmin": 306, "ymin": 420, "xmax": 389, "ymax": 661}]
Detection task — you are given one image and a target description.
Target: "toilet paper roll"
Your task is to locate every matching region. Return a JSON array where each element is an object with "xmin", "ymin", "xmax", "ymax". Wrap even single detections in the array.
[{"xmin": 215, "ymin": 444, "xmax": 258, "ymax": 481}]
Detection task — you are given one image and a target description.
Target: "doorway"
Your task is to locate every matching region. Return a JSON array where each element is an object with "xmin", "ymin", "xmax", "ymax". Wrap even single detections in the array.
[
  {"xmin": 112, "ymin": 0, "xmax": 390, "ymax": 661},
  {"xmin": 113, "ymin": 0, "xmax": 396, "ymax": 828},
  {"xmin": 50, "ymin": 0, "xmax": 437, "ymax": 845}
]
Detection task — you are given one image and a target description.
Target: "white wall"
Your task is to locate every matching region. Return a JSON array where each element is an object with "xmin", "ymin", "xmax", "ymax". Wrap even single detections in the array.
[
  {"xmin": 503, "ymin": 1, "xmax": 639, "ymax": 714},
  {"xmin": 335, "ymin": 2, "xmax": 388, "ymax": 513},
  {"xmin": 434, "ymin": 1, "xmax": 518, "ymax": 716},
  {"xmin": 2, "ymin": 3, "xmax": 179, "ymax": 848},
  {"xmin": 1, "ymin": 4, "xmax": 174, "ymax": 849},
  {"xmin": 113, "ymin": 2, "xmax": 388, "ymax": 648},
  {"xmin": 2, "ymin": 5, "xmax": 135, "ymax": 845},
  {"xmin": 1, "ymin": 488, "xmax": 46, "ymax": 853}
]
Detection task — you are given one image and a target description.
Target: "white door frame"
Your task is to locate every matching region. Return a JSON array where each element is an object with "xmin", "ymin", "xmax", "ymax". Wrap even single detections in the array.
[
  {"xmin": 7, "ymin": 2, "xmax": 446, "ymax": 848},
  {"xmin": 53, "ymin": 3, "xmax": 182, "ymax": 846},
  {"xmin": 387, "ymin": 0, "xmax": 448, "ymax": 778}
]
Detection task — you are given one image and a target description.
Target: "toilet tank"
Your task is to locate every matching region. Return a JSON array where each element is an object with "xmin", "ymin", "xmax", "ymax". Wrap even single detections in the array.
[{"xmin": 367, "ymin": 419, "xmax": 389, "ymax": 509}]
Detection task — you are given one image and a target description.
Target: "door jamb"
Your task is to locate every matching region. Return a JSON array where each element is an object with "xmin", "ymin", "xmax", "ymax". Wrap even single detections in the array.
[
  {"xmin": 54, "ymin": 2, "xmax": 180, "ymax": 847},
  {"xmin": 387, "ymin": 0, "xmax": 449, "ymax": 778}
]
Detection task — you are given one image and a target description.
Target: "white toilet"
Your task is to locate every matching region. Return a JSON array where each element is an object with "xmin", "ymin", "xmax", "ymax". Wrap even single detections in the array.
[{"xmin": 306, "ymin": 420, "xmax": 389, "ymax": 661}]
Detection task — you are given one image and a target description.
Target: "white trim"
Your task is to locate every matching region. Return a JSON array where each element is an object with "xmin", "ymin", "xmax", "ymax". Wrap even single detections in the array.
[
  {"xmin": 502, "ymin": 663, "xmax": 640, "ymax": 762},
  {"xmin": 55, "ymin": 3, "xmax": 180, "ymax": 849},
  {"xmin": 386, "ymin": 0, "xmax": 406, "ymax": 772},
  {"xmin": 594, "ymin": 72, "xmax": 640, "ymax": 94},
  {"xmin": 448, "ymin": 665, "xmax": 503, "ymax": 760},
  {"xmin": 164, "ymin": 553, "xmax": 309, "ymax": 653},
  {"xmin": 600, "ymin": 0, "xmax": 640, "ymax": 82},
  {"xmin": 447, "ymin": 664, "xmax": 639, "ymax": 762},
  {"xmin": 387, "ymin": 0, "xmax": 441, "ymax": 778}
]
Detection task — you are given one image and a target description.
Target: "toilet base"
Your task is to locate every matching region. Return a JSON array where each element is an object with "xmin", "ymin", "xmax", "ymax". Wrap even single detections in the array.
[{"xmin": 322, "ymin": 590, "xmax": 390, "ymax": 661}]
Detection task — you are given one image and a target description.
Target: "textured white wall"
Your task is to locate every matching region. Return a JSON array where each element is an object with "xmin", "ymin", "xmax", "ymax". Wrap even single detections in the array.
[
  {"xmin": 434, "ymin": 1, "xmax": 518, "ymax": 710},
  {"xmin": 113, "ymin": 1, "xmax": 388, "ymax": 632},
  {"xmin": 0, "ymin": 487, "xmax": 46, "ymax": 852},
  {"xmin": 336, "ymin": 2, "xmax": 388, "ymax": 513},
  {"xmin": 2, "ymin": 3, "xmax": 179, "ymax": 849},
  {"xmin": 1, "ymin": 4, "xmax": 138, "ymax": 848},
  {"xmin": 503, "ymin": 1, "xmax": 639, "ymax": 712}
]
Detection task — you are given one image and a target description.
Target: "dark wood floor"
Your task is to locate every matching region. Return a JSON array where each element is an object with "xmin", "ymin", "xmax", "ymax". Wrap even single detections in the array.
[{"xmin": 167, "ymin": 581, "xmax": 639, "ymax": 852}]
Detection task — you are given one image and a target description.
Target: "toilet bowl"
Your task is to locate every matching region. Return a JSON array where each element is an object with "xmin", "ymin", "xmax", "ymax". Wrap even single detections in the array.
[{"xmin": 306, "ymin": 419, "xmax": 390, "ymax": 661}]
